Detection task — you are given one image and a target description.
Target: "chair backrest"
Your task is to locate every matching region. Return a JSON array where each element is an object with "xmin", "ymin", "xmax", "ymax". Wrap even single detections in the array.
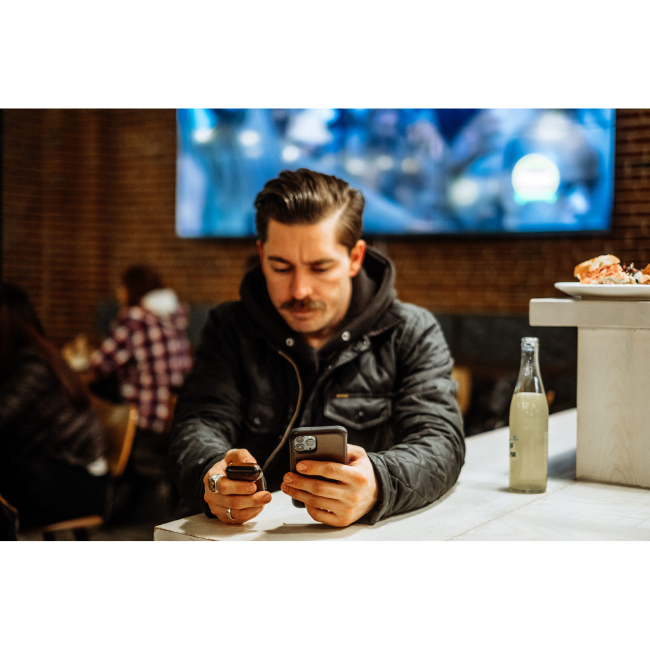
[
  {"xmin": 89, "ymin": 395, "xmax": 138, "ymax": 478},
  {"xmin": 451, "ymin": 365, "xmax": 472, "ymax": 416},
  {"xmin": 0, "ymin": 492, "xmax": 17, "ymax": 514},
  {"xmin": 164, "ymin": 393, "xmax": 178, "ymax": 434}
]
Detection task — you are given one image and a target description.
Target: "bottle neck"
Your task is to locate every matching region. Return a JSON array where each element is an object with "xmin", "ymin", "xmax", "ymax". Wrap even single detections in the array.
[{"xmin": 514, "ymin": 345, "xmax": 545, "ymax": 394}]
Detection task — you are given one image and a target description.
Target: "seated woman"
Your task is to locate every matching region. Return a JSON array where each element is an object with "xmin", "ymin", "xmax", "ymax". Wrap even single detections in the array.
[
  {"xmin": 89, "ymin": 265, "xmax": 193, "ymax": 435},
  {"xmin": 0, "ymin": 283, "xmax": 108, "ymax": 529}
]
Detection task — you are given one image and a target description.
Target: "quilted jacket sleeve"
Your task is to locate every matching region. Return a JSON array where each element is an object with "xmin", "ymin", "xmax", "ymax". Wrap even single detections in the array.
[
  {"xmin": 0, "ymin": 352, "xmax": 49, "ymax": 434},
  {"xmin": 362, "ymin": 307, "xmax": 465, "ymax": 524},
  {"xmin": 167, "ymin": 305, "xmax": 244, "ymax": 517}
]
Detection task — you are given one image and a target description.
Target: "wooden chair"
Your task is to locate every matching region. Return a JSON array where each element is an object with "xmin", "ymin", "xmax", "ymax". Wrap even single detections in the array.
[
  {"xmin": 451, "ymin": 365, "xmax": 472, "ymax": 416},
  {"xmin": 0, "ymin": 492, "xmax": 17, "ymax": 513},
  {"xmin": 90, "ymin": 395, "xmax": 139, "ymax": 479},
  {"xmin": 21, "ymin": 396, "xmax": 138, "ymax": 541},
  {"xmin": 164, "ymin": 393, "xmax": 178, "ymax": 434},
  {"xmin": 0, "ymin": 492, "xmax": 19, "ymax": 540}
]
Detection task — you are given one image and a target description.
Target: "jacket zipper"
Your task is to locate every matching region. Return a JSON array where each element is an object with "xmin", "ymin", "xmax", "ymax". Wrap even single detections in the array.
[{"xmin": 261, "ymin": 350, "xmax": 303, "ymax": 473}]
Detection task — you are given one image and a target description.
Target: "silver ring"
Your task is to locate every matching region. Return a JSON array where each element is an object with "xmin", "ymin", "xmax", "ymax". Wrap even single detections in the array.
[
  {"xmin": 226, "ymin": 508, "xmax": 235, "ymax": 521},
  {"xmin": 208, "ymin": 474, "xmax": 224, "ymax": 494}
]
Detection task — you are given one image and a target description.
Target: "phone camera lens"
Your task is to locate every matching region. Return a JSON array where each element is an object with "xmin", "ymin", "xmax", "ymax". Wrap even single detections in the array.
[
  {"xmin": 295, "ymin": 444, "xmax": 305, "ymax": 451},
  {"xmin": 296, "ymin": 436, "xmax": 304, "ymax": 443}
]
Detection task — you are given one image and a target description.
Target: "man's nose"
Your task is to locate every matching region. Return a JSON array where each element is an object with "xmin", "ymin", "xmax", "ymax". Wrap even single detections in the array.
[{"xmin": 290, "ymin": 269, "xmax": 312, "ymax": 300}]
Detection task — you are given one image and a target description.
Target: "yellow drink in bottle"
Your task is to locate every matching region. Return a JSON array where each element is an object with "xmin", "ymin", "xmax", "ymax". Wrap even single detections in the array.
[
  {"xmin": 509, "ymin": 392, "xmax": 548, "ymax": 493},
  {"xmin": 508, "ymin": 337, "xmax": 548, "ymax": 493}
]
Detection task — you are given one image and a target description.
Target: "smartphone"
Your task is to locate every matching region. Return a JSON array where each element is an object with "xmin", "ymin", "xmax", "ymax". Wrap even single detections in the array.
[
  {"xmin": 225, "ymin": 462, "xmax": 267, "ymax": 492},
  {"xmin": 289, "ymin": 425, "xmax": 348, "ymax": 508}
]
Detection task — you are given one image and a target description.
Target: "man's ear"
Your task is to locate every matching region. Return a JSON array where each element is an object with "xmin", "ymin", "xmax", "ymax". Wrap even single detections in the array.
[
  {"xmin": 256, "ymin": 240, "xmax": 265, "ymax": 274},
  {"xmin": 348, "ymin": 239, "xmax": 366, "ymax": 277}
]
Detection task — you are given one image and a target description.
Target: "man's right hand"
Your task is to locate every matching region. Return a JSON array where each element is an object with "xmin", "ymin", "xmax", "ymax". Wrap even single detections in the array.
[{"xmin": 203, "ymin": 449, "xmax": 272, "ymax": 525}]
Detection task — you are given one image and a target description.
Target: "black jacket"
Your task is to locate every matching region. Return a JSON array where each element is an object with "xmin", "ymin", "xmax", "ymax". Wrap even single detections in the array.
[
  {"xmin": 0, "ymin": 347, "xmax": 106, "ymax": 469},
  {"xmin": 169, "ymin": 248, "xmax": 465, "ymax": 524}
]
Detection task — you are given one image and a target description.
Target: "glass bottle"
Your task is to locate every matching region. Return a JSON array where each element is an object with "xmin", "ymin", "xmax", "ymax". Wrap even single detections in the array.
[{"xmin": 509, "ymin": 337, "xmax": 548, "ymax": 493}]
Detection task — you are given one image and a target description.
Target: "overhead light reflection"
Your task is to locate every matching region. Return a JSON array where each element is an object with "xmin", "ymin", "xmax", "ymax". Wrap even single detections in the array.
[
  {"xmin": 512, "ymin": 153, "xmax": 560, "ymax": 203},
  {"xmin": 193, "ymin": 127, "xmax": 215, "ymax": 144},
  {"xmin": 402, "ymin": 158, "xmax": 419, "ymax": 174},
  {"xmin": 282, "ymin": 145, "xmax": 301, "ymax": 162},
  {"xmin": 240, "ymin": 130, "xmax": 261, "ymax": 146},
  {"xmin": 377, "ymin": 155, "xmax": 394, "ymax": 171},
  {"xmin": 346, "ymin": 158, "xmax": 366, "ymax": 175},
  {"xmin": 449, "ymin": 178, "xmax": 479, "ymax": 207}
]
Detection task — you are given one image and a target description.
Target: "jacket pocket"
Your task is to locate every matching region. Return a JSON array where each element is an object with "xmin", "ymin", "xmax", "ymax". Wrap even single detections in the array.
[
  {"xmin": 243, "ymin": 399, "xmax": 286, "ymax": 436},
  {"xmin": 324, "ymin": 394, "xmax": 392, "ymax": 431}
]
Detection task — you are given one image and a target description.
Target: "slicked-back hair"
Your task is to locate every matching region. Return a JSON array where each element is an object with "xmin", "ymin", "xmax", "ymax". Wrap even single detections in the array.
[{"xmin": 254, "ymin": 169, "xmax": 365, "ymax": 252}]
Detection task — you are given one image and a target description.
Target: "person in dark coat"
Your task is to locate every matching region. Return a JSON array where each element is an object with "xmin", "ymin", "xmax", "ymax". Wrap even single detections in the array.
[
  {"xmin": 169, "ymin": 168, "xmax": 465, "ymax": 527},
  {"xmin": 0, "ymin": 283, "xmax": 108, "ymax": 531}
]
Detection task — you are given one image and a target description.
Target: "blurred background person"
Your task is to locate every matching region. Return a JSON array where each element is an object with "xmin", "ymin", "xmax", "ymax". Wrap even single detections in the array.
[
  {"xmin": 89, "ymin": 265, "xmax": 192, "ymax": 432},
  {"xmin": 0, "ymin": 283, "xmax": 108, "ymax": 533},
  {"xmin": 87, "ymin": 265, "xmax": 192, "ymax": 484}
]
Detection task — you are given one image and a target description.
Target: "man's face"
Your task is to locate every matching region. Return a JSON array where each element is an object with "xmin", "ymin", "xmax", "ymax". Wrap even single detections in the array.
[{"xmin": 257, "ymin": 213, "xmax": 366, "ymax": 347}]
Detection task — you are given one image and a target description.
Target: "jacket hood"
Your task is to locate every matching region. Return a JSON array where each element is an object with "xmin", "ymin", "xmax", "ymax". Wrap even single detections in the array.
[
  {"xmin": 141, "ymin": 288, "xmax": 180, "ymax": 317},
  {"xmin": 239, "ymin": 247, "xmax": 397, "ymax": 358}
]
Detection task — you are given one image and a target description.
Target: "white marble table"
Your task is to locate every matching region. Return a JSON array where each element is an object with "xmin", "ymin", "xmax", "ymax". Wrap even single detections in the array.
[{"xmin": 154, "ymin": 409, "xmax": 650, "ymax": 541}]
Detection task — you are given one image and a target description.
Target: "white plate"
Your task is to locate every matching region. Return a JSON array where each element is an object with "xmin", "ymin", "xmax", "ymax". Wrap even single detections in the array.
[{"xmin": 555, "ymin": 282, "xmax": 650, "ymax": 300}]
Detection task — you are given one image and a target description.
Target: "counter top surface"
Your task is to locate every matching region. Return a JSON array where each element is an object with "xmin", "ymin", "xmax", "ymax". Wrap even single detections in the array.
[
  {"xmin": 530, "ymin": 297, "xmax": 650, "ymax": 328},
  {"xmin": 154, "ymin": 409, "xmax": 650, "ymax": 541}
]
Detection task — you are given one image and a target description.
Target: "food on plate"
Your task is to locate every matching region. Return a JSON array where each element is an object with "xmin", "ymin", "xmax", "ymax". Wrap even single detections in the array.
[
  {"xmin": 574, "ymin": 255, "xmax": 650, "ymax": 285},
  {"xmin": 639, "ymin": 264, "xmax": 650, "ymax": 284},
  {"xmin": 573, "ymin": 254, "xmax": 626, "ymax": 283}
]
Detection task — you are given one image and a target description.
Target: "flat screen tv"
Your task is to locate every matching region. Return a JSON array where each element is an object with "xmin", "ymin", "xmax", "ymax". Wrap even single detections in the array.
[{"xmin": 176, "ymin": 109, "xmax": 615, "ymax": 238}]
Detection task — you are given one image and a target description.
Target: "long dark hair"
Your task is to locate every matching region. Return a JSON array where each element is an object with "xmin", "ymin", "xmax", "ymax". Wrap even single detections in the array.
[{"xmin": 0, "ymin": 283, "xmax": 90, "ymax": 409}]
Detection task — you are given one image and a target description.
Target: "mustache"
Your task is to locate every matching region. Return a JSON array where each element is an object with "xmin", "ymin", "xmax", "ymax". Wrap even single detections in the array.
[{"xmin": 280, "ymin": 298, "xmax": 326, "ymax": 312}]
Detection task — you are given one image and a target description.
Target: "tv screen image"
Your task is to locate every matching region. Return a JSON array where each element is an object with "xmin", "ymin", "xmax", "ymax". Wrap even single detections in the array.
[{"xmin": 176, "ymin": 109, "xmax": 615, "ymax": 238}]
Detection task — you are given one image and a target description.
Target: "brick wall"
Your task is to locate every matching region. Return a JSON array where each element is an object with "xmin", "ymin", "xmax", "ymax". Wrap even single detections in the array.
[{"xmin": 3, "ymin": 109, "xmax": 650, "ymax": 346}]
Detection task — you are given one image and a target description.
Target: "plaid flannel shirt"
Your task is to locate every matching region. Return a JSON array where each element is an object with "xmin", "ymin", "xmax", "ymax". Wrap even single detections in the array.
[{"xmin": 90, "ymin": 305, "xmax": 192, "ymax": 433}]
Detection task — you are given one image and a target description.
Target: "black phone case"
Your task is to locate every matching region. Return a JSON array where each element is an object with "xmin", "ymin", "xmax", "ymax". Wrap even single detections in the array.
[
  {"xmin": 289, "ymin": 426, "xmax": 347, "ymax": 508},
  {"xmin": 225, "ymin": 464, "xmax": 267, "ymax": 492}
]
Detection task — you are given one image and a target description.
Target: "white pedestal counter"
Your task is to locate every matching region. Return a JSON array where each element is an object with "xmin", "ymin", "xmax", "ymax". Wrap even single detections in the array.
[{"xmin": 530, "ymin": 298, "xmax": 650, "ymax": 489}]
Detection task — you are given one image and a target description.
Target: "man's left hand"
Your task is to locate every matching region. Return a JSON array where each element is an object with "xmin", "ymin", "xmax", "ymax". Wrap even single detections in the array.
[{"xmin": 281, "ymin": 444, "xmax": 378, "ymax": 527}]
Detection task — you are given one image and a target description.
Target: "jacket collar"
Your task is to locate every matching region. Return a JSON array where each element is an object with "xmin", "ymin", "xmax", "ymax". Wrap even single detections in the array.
[{"xmin": 239, "ymin": 247, "xmax": 399, "ymax": 360}]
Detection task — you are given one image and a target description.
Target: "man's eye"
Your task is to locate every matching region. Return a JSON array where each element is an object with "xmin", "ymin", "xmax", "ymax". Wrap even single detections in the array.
[
  {"xmin": 313, "ymin": 267, "xmax": 330, "ymax": 274},
  {"xmin": 272, "ymin": 267, "xmax": 291, "ymax": 274}
]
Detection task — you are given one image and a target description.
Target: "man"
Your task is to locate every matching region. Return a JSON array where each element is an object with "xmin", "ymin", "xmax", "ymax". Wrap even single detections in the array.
[{"xmin": 169, "ymin": 168, "xmax": 465, "ymax": 527}]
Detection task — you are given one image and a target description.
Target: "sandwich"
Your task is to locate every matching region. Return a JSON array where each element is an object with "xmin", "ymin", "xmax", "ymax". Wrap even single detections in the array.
[
  {"xmin": 574, "ymin": 255, "xmax": 650, "ymax": 284},
  {"xmin": 574, "ymin": 254, "xmax": 631, "ymax": 284}
]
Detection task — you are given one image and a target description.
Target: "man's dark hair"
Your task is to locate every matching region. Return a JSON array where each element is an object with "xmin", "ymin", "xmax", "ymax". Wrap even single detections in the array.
[
  {"xmin": 122, "ymin": 265, "xmax": 164, "ymax": 307},
  {"xmin": 254, "ymin": 169, "xmax": 365, "ymax": 252}
]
